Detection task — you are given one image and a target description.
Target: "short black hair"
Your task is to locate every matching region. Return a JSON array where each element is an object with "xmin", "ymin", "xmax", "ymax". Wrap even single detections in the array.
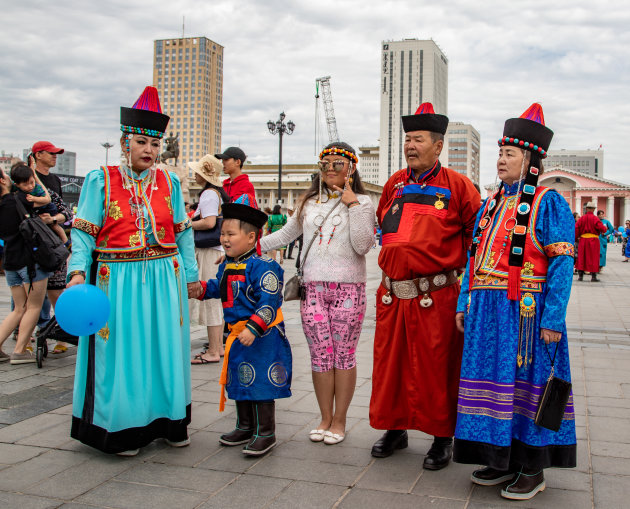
[
  {"xmin": 223, "ymin": 217, "xmax": 260, "ymax": 240},
  {"xmin": 10, "ymin": 164, "xmax": 34, "ymax": 184},
  {"xmin": 239, "ymin": 220, "xmax": 260, "ymax": 240}
]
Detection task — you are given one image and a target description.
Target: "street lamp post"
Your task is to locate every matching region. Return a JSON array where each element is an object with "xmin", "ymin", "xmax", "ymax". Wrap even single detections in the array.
[
  {"xmin": 101, "ymin": 142, "xmax": 114, "ymax": 166},
  {"xmin": 267, "ymin": 112, "xmax": 295, "ymax": 206}
]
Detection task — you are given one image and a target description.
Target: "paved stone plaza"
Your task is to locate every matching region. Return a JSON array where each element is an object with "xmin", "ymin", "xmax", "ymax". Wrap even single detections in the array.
[{"xmin": 1, "ymin": 246, "xmax": 629, "ymax": 508}]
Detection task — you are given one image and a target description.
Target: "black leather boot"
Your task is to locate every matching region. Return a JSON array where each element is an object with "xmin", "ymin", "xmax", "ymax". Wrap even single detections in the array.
[
  {"xmin": 423, "ymin": 436, "xmax": 453, "ymax": 470},
  {"xmin": 501, "ymin": 469, "xmax": 545, "ymax": 500},
  {"xmin": 577, "ymin": 271, "xmax": 584, "ymax": 281},
  {"xmin": 591, "ymin": 273, "xmax": 600, "ymax": 282},
  {"xmin": 371, "ymin": 430, "xmax": 408, "ymax": 458},
  {"xmin": 471, "ymin": 466, "xmax": 516, "ymax": 486},
  {"xmin": 243, "ymin": 401, "xmax": 276, "ymax": 456},
  {"xmin": 220, "ymin": 400, "xmax": 254, "ymax": 446}
]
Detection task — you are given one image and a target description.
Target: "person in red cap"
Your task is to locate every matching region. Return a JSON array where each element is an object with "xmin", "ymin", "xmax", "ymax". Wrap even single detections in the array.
[
  {"xmin": 215, "ymin": 147, "xmax": 257, "ymax": 206},
  {"xmin": 453, "ymin": 104, "xmax": 576, "ymax": 500},
  {"xmin": 575, "ymin": 202, "xmax": 606, "ymax": 281},
  {"xmin": 28, "ymin": 141, "xmax": 73, "ymax": 354},
  {"xmin": 369, "ymin": 103, "xmax": 480, "ymax": 469},
  {"xmin": 66, "ymin": 86, "xmax": 200, "ymax": 456}
]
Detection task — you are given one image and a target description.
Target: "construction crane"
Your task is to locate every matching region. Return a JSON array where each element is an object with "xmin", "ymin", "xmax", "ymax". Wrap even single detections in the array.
[{"xmin": 315, "ymin": 76, "xmax": 339, "ymax": 150}]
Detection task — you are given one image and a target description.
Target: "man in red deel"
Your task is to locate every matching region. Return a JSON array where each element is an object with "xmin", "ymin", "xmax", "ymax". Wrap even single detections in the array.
[
  {"xmin": 369, "ymin": 103, "xmax": 480, "ymax": 470},
  {"xmin": 575, "ymin": 202, "xmax": 606, "ymax": 281}
]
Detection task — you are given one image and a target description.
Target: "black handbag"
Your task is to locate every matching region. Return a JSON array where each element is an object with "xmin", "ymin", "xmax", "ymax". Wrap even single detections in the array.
[
  {"xmin": 193, "ymin": 190, "xmax": 223, "ymax": 248},
  {"xmin": 193, "ymin": 216, "xmax": 222, "ymax": 248},
  {"xmin": 534, "ymin": 343, "xmax": 572, "ymax": 432},
  {"xmin": 284, "ymin": 200, "xmax": 342, "ymax": 301}
]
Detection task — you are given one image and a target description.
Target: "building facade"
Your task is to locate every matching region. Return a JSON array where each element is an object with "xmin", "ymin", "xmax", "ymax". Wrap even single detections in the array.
[
  {"xmin": 379, "ymin": 38, "xmax": 448, "ymax": 185},
  {"xmin": 22, "ymin": 149, "xmax": 77, "ymax": 176},
  {"xmin": 189, "ymin": 163, "xmax": 383, "ymax": 211},
  {"xmin": 441, "ymin": 122, "xmax": 480, "ymax": 185},
  {"xmin": 545, "ymin": 149, "xmax": 604, "ymax": 178},
  {"xmin": 153, "ymin": 36, "xmax": 223, "ymax": 171},
  {"xmin": 0, "ymin": 152, "xmax": 21, "ymax": 174},
  {"xmin": 358, "ymin": 146, "xmax": 380, "ymax": 185}
]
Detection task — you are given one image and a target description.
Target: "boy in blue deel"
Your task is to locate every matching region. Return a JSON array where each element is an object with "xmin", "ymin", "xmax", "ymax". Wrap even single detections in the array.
[{"xmin": 196, "ymin": 199, "xmax": 291, "ymax": 456}]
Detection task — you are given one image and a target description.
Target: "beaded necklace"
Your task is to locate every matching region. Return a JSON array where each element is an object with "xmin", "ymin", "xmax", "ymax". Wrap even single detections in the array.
[{"xmin": 473, "ymin": 159, "xmax": 526, "ymax": 280}]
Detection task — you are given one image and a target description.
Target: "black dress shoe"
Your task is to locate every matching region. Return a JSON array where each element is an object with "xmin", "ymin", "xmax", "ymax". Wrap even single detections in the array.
[
  {"xmin": 423, "ymin": 436, "xmax": 453, "ymax": 470},
  {"xmin": 471, "ymin": 466, "xmax": 516, "ymax": 486},
  {"xmin": 371, "ymin": 430, "xmax": 408, "ymax": 458},
  {"xmin": 501, "ymin": 470, "xmax": 545, "ymax": 500}
]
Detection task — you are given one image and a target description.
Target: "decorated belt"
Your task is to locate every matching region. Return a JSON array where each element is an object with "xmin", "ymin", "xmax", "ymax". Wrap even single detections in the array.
[
  {"xmin": 580, "ymin": 233, "xmax": 598, "ymax": 239},
  {"xmin": 96, "ymin": 245, "xmax": 178, "ymax": 262},
  {"xmin": 381, "ymin": 269, "xmax": 460, "ymax": 308}
]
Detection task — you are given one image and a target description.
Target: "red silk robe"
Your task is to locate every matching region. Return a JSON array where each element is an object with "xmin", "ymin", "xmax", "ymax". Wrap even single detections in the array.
[
  {"xmin": 369, "ymin": 164, "xmax": 480, "ymax": 436},
  {"xmin": 575, "ymin": 211, "xmax": 606, "ymax": 273}
]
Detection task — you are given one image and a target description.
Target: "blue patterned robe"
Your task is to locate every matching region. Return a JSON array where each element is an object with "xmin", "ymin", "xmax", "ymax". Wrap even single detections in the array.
[
  {"xmin": 201, "ymin": 248, "xmax": 292, "ymax": 401},
  {"xmin": 453, "ymin": 181, "xmax": 576, "ymax": 470}
]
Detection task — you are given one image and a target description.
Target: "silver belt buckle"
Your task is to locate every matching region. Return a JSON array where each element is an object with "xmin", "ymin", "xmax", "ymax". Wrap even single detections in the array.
[{"xmin": 391, "ymin": 279, "xmax": 419, "ymax": 299}]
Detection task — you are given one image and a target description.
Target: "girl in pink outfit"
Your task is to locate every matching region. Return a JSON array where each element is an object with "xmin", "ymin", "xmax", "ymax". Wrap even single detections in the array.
[{"xmin": 260, "ymin": 142, "xmax": 375, "ymax": 445}]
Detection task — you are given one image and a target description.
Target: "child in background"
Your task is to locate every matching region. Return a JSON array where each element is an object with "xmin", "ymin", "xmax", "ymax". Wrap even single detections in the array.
[
  {"xmin": 196, "ymin": 197, "xmax": 291, "ymax": 456},
  {"xmin": 10, "ymin": 164, "xmax": 69, "ymax": 245}
]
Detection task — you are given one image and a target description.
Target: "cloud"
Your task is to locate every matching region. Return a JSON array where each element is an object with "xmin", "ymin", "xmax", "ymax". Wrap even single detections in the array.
[{"xmin": 1, "ymin": 0, "xmax": 628, "ymax": 188}]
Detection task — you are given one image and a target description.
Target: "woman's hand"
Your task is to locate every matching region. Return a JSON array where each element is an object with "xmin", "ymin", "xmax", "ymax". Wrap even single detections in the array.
[
  {"xmin": 67, "ymin": 274, "xmax": 85, "ymax": 288},
  {"xmin": 540, "ymin": 328, "xmax": 561, "ymax": 344},
  {"xmin": 187, "ymin": 281, "xmax": 203, "ymax": 299},
  {"xmin": 332, "ymin": 176, "xmax": 358, "ymax": 207},
  {"xmin": 455, "ymin": 312, "xmax": 465, "ymax": 333},
  {"xmin": 215, "ymin": 255, "xmax": 225, "ymax": 265}
]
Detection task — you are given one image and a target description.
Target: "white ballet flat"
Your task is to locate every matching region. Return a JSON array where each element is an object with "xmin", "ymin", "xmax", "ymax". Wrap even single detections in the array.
[
  {"xmin": 116, "ymin": 449, "xmax": 139, "ymax": 457},
  {"xmin": 309, "ymin": 429, "xmax": 327, "ymax": 442},
  {"xmin": 323, "ymin": 431, "xmax": 345, "ymax": 445}
]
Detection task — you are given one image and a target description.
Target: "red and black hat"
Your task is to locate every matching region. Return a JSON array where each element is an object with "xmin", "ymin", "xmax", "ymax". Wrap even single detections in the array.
[
  {"xmin": 498, "ymin": 103, "xmax": 553, "ymax": 158},
  {"xmin": 402, "ymin": 102, "xmax": 449, "ymax": 135},
  {"xmin": 120, "ymin": 86, "xmax": 170, "ymax": 139}
]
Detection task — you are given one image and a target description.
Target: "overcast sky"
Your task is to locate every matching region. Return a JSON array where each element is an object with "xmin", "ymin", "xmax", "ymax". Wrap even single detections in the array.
[{"xmin": 2, "ymin": 0, "xmax": 629, "ymax": 187}]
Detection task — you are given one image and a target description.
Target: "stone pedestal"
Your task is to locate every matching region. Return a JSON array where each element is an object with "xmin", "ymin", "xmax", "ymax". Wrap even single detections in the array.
[{"xmin": 160, "ymin": 163, "xmax": 190, "ymax": 203}]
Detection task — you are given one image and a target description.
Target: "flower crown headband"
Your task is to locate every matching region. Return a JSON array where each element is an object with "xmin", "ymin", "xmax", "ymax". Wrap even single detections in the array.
[{"xmin": 319, "ymin": 147, "xmax": 358, "ymax": 164}]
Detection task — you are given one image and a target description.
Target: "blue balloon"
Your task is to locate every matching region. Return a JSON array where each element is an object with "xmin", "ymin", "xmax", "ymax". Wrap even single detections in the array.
[{"xmin": 55, "ymin": 284, "xmax": 110, "ymax": 336}]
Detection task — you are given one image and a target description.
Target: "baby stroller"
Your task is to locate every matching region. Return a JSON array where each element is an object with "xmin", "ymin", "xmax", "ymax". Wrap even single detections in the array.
[{"xmin": 35, "ymin": 317, "xmax": 79, "ymax": 369}]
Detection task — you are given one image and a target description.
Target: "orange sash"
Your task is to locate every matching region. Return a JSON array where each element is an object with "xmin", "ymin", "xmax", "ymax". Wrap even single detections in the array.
[{"xmin": 219, "ymin": 309, "xmax": 284, "ymax": 411}]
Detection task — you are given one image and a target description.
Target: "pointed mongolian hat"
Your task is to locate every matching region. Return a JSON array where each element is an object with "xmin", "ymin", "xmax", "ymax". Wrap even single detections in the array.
[
  {"xmin": 401, "ymin": 102, "xmax": 449, "ymax": 135},
  {"xmin": 120, "ymin": 86, "xmax": 170, "ymax": 138},
  {"xmin": 498, "ymin": 103, "xmax": 553, "ymax": 158}
]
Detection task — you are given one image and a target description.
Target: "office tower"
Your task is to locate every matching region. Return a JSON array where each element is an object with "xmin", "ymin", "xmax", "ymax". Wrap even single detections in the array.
[
  {"xmin": 153, "ymin": 36, "xmax": 223, "ymax": 171},
  {"xmin": 545, "ymin": 149, "xmax": 604, "ymax": 178},
  {"xmin": 379, "ymin": 38, "xmax": 448, "ymax": 185},
  {"xmin": 357, "ymin": 145, "xmax": 380, "ymax": 185},
  {"xmin": 442, "ymin": 122, "xmax": 480, "ymax": 185}
]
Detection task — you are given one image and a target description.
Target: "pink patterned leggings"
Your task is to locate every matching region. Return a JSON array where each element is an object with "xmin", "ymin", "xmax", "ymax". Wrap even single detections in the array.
[{"xmin": 300, "ymin": 281, "xmax": 367, "ymax": 372}]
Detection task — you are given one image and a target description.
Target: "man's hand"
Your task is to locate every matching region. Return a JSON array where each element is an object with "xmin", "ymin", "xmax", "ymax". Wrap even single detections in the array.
[
  {"xmin": 237, "ymin": 328, "xmax": 256, "ymax": 347},
  {"xmin": 455, "ymin": 312, "xmax": 465, "ymax": 333},
  {"xmin": 540, "ymin": 328, "xmax": 561, "ymax": 344},
  {"xmin": 187, "ymin": 281, "xmax": 203, "ymax": 299},
  {"xmin": 215, "ymin": 255, "xmax": 226, "ymax": 265}
]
